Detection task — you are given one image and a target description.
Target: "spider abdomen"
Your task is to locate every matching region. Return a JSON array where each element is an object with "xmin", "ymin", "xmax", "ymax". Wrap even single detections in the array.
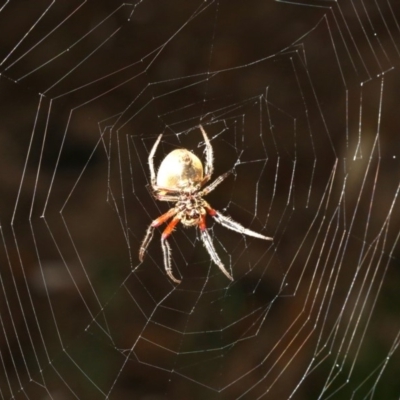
[{"xmin": 156, "ymin": 149, "xmax": 203, "ymax": 190}]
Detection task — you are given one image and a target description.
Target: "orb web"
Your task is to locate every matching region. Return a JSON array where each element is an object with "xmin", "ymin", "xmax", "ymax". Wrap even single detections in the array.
[{"xmin": 0, "ymin": 0, "xmax": 399, "ymax": 399}]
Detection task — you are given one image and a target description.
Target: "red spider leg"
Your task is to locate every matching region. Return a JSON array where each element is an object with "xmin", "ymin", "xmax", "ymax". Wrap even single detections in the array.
[
  {"xmin": 161, "ymin": 216, "xmax": 180, "ymax": 239},
  {"xmin": 199, "ymin": 214, "xmax": 207, "ymax": 230},
  {"xmin": 199, "ymin": 214, "xmax": 233, "ymax": 281},
  {"xmin": 161, "ymin": 216, "xmax": 181, "ymax": 283},
  {"xmin": 206, "ymin": 206, "xmax": 217, "ymax": 217},
  {"xmin": 139, "ymin": 208, "xmax": 178, "ymax": 262}
]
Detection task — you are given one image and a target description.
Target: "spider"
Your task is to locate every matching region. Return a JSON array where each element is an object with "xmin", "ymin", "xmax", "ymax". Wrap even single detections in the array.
[{"xmin": 139, "ymin": 125, "xmax": 273, "ymax": 283}]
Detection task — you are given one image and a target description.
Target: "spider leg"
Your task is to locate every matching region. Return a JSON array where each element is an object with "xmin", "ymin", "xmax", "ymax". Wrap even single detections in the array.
[
  {"xmin": 200, "ymin": 171, "xmax": 231, "ymax": 196},
  {"xmin": 139, "ymin": 207, "xmax": 178, "ymax": 262},
  {"xmin": 139, "ymin": 224, "xmax": 155, "ymax": 262},
  {"xmin": 148, "ymin": 133, "xmax": 163, "ymax": 187},
  {"xmin": 151, "ymin": 185, "xmax": 181, "ymax": 202},
  {"xmin": 161, "ymin": 217, "xmax": 181, "ymax": 283},
  {"xmin": 199, "ymin": 125, "xmax": 214, "ymax": 180},
  {"xmin": 207, "ymin": 207, "xmax": 273, "ymax": 241},
  {"xmin": 199, "ymin": 215, "xmax": 233, "ymax": 281},
  {"xmin": 153, "ymin": 193, "xmax": 180, "ymax": 202}
]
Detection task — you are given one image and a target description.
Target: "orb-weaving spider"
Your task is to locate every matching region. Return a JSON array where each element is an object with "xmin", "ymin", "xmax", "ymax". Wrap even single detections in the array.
[{"xmin": 139, "ymin": 125, "xmax": 273, "ymax": 283}]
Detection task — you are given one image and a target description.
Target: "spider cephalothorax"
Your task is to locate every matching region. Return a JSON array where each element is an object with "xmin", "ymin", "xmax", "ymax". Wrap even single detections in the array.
[
  {"xmin": 139, "ymin": 125, "xmax": 272, "ymax": 283},
  {"xmin": 175, "ymin": 191, "xmax": 207, "ymax": 226}
]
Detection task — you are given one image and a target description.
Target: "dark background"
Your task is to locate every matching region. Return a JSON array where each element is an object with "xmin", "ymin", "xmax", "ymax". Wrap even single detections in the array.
[{"xmin": 0, "ymin": 1, "xmax": 400, "ymax": 399}]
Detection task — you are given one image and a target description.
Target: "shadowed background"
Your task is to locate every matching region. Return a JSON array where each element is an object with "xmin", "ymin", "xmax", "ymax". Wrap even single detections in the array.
[{"xmin": 0, "ymin": 1, "xmax": 400, "ymax": 399}]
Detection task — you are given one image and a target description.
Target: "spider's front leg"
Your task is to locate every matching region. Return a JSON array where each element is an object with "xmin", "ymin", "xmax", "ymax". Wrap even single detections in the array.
[
  {"xmin": 139, "ymin": 207, "xmax": 178, "ymax": 262},
  {"xmin": 148, "ymin": 133, "xmax": 163, "ymax": 187},
  {"xmin": 199, "ymin": 125, "xmax": 214, "ymax": 178}
]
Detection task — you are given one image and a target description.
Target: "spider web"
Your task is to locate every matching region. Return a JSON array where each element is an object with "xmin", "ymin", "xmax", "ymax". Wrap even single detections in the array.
[{"xmin": 0, "ymin": 0, "xmax": 399, "ymax": 399}]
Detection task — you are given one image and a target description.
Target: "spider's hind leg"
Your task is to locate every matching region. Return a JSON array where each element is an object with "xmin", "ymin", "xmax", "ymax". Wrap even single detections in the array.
[
  {"xmin": 199, "ymin": 216, "xmax": 233, "ymax": 281},
  {"xmin": 139, "ymin": 224, "xmax": 155, "ymax": 262},
  {"xmin": 209, "ymin": 209, "xmax": 273, "ymax": 241},
  {"xmin": 161, "ymin": 216, "xmax": 182, "ymax": 284},
  {"xmin": 139, "ymin": 207, "xmax": 178, "ymax": 262}
]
